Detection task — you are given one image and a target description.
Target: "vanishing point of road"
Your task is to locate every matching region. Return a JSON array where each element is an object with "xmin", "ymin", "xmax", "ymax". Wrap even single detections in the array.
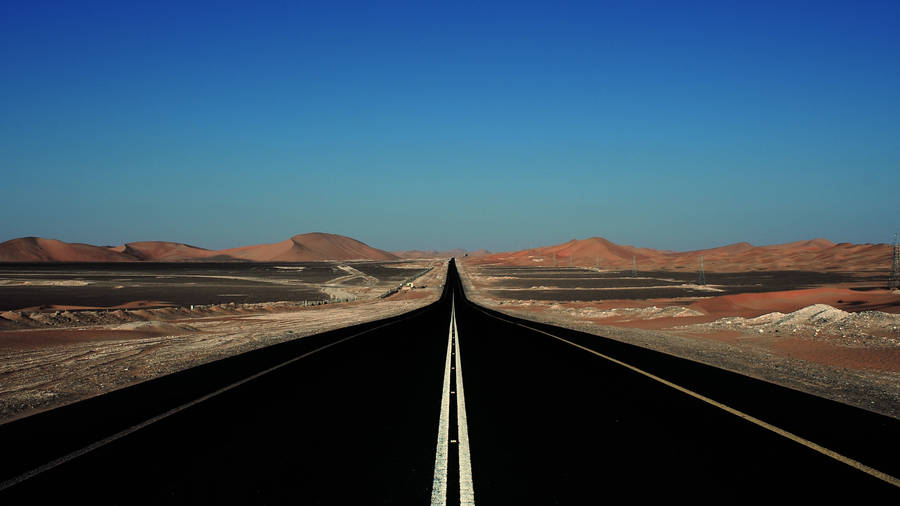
[{"xmin": 1, "ymin": 260, "xmax": 898, "ymax": 503}]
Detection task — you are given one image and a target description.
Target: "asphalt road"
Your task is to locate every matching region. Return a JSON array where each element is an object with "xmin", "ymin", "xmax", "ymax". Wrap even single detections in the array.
[{"xmin": 1, "ymin": 260, "xmax": 898, "ymax": 503}]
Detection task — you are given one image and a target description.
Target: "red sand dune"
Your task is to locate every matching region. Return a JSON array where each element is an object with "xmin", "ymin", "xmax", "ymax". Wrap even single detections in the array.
[
  {"xmin": 0, "ymin": 237, "xmax": 133, "ymax": 262},
  {"xmin": 219, "ymin": 233, "xmax": 398, "ymax": 262},
  {"xmin": 470, "ymin": 237, "xmax": 892, "ymax": 272},
  {"xmin": 0, "ymin": 233, "xmax": 398, "ymax": 263},
  {"xmin": 115, "ymin": 242, "xmax": 216, "ymax": 262}
]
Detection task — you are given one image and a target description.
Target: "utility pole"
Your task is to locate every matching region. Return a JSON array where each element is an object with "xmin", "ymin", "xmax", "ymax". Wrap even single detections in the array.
[
  {"xmin": 553, "ymin": 252, "xmax": 557, "ymax": 267},
  {"xmin": 890, "ymin": 233, "xmax": 900, "ymax": 291},
  {"xmin": 595, "ymin": 255, "xmax": 599, "ymax": 269},
  {"xmin": 569, "ymin": 255, "xmax": 573, "ymax": 267},
  {"xmin": 632, "ymin": 256, "xmax": 637, "ymax": 278},
  {"xmin": 698, "ymin": 255, "xmax": 706, "ymax": 286}
]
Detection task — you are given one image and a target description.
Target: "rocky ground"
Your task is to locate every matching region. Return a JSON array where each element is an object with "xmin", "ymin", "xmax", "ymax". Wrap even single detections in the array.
[
  {"xmin": 0, "ymin": 261, "xmax": 447, "ymax": 424},
  {"xmin": 456, "ymin": 261, "xmax": 900, "ymax": 420}
]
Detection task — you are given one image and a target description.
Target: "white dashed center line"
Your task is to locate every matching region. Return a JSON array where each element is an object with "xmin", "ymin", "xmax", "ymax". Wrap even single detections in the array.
[{"xmin": 431, "ymin": 294, "xmax": 475, "ymax": 505}]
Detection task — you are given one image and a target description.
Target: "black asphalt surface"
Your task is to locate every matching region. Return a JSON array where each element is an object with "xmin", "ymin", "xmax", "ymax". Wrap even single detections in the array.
[{"xmin": 1, "ymin": 260, "xmax": 898, "ymax": 503}]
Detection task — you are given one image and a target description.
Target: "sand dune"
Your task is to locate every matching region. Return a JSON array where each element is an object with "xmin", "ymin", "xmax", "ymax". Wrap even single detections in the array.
[
  {"xmin": 470, "ymin": 236, "xmax": 892, "ymax": 272},
  {"xmin": 0, "ymin": 237, "xmax": 134, "ymax": 262},
  {"xmin": 3, "ymin": 233, "xmax": 891, "ymax": 269},
  {"xmin": 116, "ymin": 241, "xmax": 216, "ymax": 261},
  {"xmin": 0, "ymin": 233, "xmax": 398, "ymax": 263},
  {"xmin": 219, "ymin": 233, "xmax": 398, "ymax": 262}
]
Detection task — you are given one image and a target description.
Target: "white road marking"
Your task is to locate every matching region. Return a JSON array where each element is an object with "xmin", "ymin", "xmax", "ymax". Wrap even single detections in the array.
[
  {"xmin": 431, "ymin": 293, "xmax": 476, "ymax": 505},
  {"xmin": 474, "ymin": 305, "xmax": 900, "ymax": 489},
  {"xmin": 430, "ymin": 296, "xmax": 454, "ymax": 505},
  {"xmin": 453, "ymin": 300, "xmax": 475, "ymax": 505}
]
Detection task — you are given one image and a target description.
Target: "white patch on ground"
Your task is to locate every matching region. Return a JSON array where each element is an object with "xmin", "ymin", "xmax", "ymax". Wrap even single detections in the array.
[
  {"xmin": 323, "ymin": 265, "xmax": 379, "ymax": 286},
  {"xmin": 680, "ymin": 304, "xmax": 900, "ymax": 347},
  {"xmin": 0, "ymin": 280, "xmax": 90, "ymax": 287},
  {"xmin": 575, "ymin": 306, "xmax": 704, "ymax": 321},
  {"xmin": 495, "ymin": 284, "xmax": 723, "ymax": 292},
  {"xmin": 334, "ymin": 264, "xmax": 379, "ymax": 284},
  {"xmin": 321, "ymin": 286, "xmax": 358, "ymax": 301},
  {"xmin": 169, "ymin": 275, "xmax": 308, "ymax": 286}
]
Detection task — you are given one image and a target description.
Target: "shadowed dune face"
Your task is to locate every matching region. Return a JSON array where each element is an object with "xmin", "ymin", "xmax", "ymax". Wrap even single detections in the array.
[
  {"xmin": 470, "ymin": 237, "xmax": 891, "ymax": 272},
  {"xmin": 118, "ymin": 242, "xmax": 215, "ymax": 262},
  {"xmin": 0, "ymin": 233, "xmax": 398, "ymax": 263}
]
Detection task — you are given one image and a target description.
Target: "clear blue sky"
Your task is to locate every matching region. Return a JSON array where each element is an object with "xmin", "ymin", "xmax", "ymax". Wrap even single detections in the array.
[{"xmin": 2, "ymin": 1, "xmax": 898, "ymax": 252}]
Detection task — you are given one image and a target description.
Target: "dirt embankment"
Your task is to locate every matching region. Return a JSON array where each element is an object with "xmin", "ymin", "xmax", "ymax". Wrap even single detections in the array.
[
  {"xmin": 0, "ymin": 262, "xmax": 448, "ymax": 424},
  {"xmin": 456, "ymin": 260, "xmax": 900, "ymax": 420}
]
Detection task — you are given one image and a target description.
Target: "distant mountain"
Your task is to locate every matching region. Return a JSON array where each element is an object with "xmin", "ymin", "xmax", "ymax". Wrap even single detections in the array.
[
  {"xmin": 467, "ymin": 237, "xmax": 891, "ymax": 272},
  {"xmin": 392, "ymin": 248, "xmax": 492, "ymax": 259},
  {"xmin": 0, "ymin": 233, "xmax": 398, "ymax": 263}
]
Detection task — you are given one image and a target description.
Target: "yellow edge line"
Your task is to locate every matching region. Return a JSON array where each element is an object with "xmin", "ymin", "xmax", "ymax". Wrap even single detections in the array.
[{"xmin": 476, "ymin": 306, "xmax": 900, "ymax": 489}]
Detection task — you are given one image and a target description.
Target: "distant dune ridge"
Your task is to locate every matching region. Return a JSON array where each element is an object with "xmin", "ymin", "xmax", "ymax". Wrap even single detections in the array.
[
  {"xmin": 0, "ymin": 233, "xmax": 399, "ymax": 263},
  {"xmin": 1, "ymin": 234, "xmax": 891, "ymax": 270},
  {"xmin": 392, "ymin": 248, "xmax": 492, "ymax": 259},
  {"xmin": 110, "ymin": 241, "xmax": 214, "ymax": 262},
  {"xmin": 469, "ymin": 237, "xmax": 892, "ymax": 272},
  {"xmin": 0, "ymin": 237, "xmax": 135, "ymax": 263},
  {"xmin": 218, "ymin": 233, "xmax": 398, "ymax": 262}
]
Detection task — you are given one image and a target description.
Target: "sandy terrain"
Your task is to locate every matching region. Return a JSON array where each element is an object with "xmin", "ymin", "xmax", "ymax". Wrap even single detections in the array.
[
  {"xmin": 457, "ymin": 260, "xmax": 900, "ymax": 419},
  {"xmin": 0, "ymin": 261, "xmax": 447, "ymax": 424}
]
